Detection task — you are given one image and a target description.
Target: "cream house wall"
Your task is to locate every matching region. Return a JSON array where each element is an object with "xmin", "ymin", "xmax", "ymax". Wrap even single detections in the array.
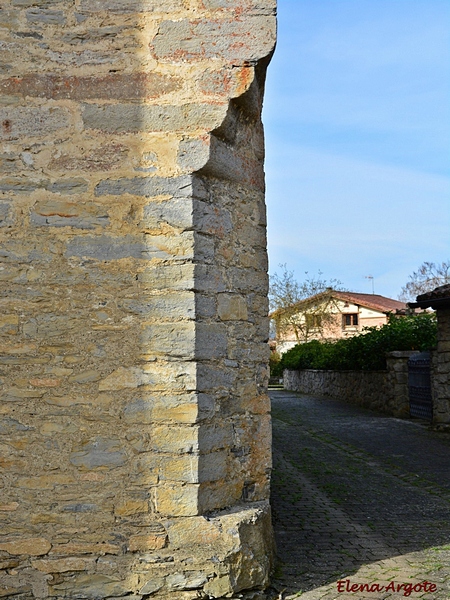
[{"xmin": 275, "ymin": 298, "xmax": 390, "ymax": 354}]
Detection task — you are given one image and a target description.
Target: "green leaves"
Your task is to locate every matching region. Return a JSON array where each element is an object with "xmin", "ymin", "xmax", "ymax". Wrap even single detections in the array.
[{"xmin": 280, "ymin": 313, "xmax": 437, "ymax": 372}]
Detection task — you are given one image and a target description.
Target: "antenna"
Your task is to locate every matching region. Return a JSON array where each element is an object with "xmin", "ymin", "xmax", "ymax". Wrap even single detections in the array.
[{"xmin": 365, "ymin": 275, "xmax": 374, "ymax": 294}]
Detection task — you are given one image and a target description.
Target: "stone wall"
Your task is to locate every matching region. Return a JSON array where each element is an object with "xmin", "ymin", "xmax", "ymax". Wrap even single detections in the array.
[
  {"xmin": 0, "ymin": 2, "xmax": 276, "ymax": 598},
  {"xmin": 432, "ymin": 308, "xmax": 450, "ymax": 425},
  {"xmin": 283, "ymin": 352, "xmax": 417, "ymax": 417}
]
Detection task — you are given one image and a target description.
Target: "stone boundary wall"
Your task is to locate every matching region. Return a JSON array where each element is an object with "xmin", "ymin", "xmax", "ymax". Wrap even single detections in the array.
[
  {"xmin": 283, "ymin": 351, "xmax": 418, "ymax": 417},
  {"xmin": 0, "ymin": 2, "xmax": 276, "ymax": 599}
]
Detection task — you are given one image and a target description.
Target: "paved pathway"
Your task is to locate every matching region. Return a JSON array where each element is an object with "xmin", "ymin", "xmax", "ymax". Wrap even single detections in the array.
[{"xmin": 268, "ymin": 389, "xmax": 450, "ymax": 600}]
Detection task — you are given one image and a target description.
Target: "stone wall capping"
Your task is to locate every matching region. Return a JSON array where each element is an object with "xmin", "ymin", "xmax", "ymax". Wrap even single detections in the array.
[{"xmin": 386, "ymin": 350, "xmax": 421, "ymax": 359}]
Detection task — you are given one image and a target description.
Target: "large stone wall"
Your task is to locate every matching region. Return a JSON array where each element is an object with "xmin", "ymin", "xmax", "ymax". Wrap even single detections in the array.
[{"xmin": 0, "ymin": 2, "xmax": 276, "ymax": 598}]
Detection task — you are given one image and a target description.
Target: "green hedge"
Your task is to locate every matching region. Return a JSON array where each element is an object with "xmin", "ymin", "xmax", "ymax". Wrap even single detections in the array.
[{"xmin": 280, "ymin": 313, "xmax": 437, "ymax": 372}]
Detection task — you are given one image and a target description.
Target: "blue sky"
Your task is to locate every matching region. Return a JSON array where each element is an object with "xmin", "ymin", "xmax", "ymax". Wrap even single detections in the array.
[{"xmin": 263, "ymin": 0, "xmax": 450, "ymax": 299}]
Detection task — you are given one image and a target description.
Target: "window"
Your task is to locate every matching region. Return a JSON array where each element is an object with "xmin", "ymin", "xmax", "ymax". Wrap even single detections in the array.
[{"xmin": 343, "ymin": 313, "xmax": 358, "ymax": 328}]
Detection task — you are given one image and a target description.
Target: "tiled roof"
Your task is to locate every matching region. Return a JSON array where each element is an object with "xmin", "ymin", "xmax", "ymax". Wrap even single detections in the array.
[
  {"xmin": 416, "ymin": 284, "xmax": 450, "ymax": 302},
  {"xmin": 272, "ymin": 290, "xmax": 408, "ymax": 317},
  {"xmin": 332, "ymin": 291, "xmax": 408, "ymax": 313},
  {"xmin": 409, "ymin": 284, "xmax": 450, "ymax": 309}
]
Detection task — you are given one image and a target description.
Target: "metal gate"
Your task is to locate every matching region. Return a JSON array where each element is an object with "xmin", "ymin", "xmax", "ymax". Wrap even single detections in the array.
[{"xmin": 408, "ymin": 351, "xmax": 433, "ymax": 421}]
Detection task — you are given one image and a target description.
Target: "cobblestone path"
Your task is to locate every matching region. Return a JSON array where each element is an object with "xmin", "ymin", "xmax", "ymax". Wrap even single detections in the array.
[{"xmin": 268, "ymin": 389, "xmax": 450, "ymax": 600}]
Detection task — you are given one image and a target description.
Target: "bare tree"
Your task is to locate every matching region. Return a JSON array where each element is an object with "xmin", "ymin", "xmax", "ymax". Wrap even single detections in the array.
[
  {"xmin": 398, "ymin": 260, "xmax": 450, "ymax": 302},
  {"xmin": 269, "ymin": 265, "xmax": 343, "ymax": 343}
]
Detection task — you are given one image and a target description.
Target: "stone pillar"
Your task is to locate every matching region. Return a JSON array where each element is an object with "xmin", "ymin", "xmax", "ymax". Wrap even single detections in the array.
[
  {"xmin": 0, "ymin": 2, "xmax": 276, "ymax": 598},
  {"xmin": 432, "ymin": 308, "xmax": 450, "ymax": 425},
  {"xmin": 409, "ymin": 285, "xmax": 450, "ymax": 426},
  {"xmin": 385, "ymin": 351, "xmax": 418, "ymax": 418}
]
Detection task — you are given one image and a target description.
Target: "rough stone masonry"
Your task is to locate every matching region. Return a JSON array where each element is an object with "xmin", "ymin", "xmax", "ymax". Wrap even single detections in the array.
[{"xmin": 0, "ymin": 1, "xmax": 277, "ymax": 598}]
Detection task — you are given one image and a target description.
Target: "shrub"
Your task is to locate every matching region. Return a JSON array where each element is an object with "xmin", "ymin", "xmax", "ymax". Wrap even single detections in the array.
[
  {"xmin": 269, "ymin": 350, "xmax": 283, "ymax": 378},
  {"xmin": 280, "ymin": 313, "xmax": 437, "ymax": 372}
]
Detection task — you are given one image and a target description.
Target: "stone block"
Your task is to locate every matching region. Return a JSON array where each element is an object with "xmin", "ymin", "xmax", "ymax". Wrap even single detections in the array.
[
  {"xmin": 158, "ymin": 451, "xmax": 227, "ymax": 484},
  {"xmin": 195, "ymin": 233, "xmax": 215, "ymax": 263},
  {"xmin": 143, "ymin": 197, "xmax": 194, "ymax": 229},
  {"xmin": 50, "ymin": 574, "xmax": 131, "ymax": 599},
  {"xmin": 199, "ymin": 480, "xmax": 242, "ymax": 512},
  {"xmin": 0, "ymin": 177, "xmax": 47, "ymax": 193},
  {"xmin": 114, "ymin": 499, "xmax": 148, "ymax": 516},
  {"xmin": 47, "ymin": 178, "xmax": 89, "ymax": 195},
  {"xmin": 152, "ymin": 401, "xmax": 200, "ymax": 424},
  {"xmin": 69, "ymin": 437, "xmax": 127, "ymax": 470},
  {"xmin": 62, "ymin": 503, "xmax": 99, "ymax": 513},
  {"xmin": 198, "ymin": 423, "xmax": 230, "ymax": 453},
  {"xmin": 204, "ymin": 574, "xmax": 233, "ymax": 598},
  {"xmin": 199, "ymin": 451, "xmax": 228, "ymax": 482},
  {"xmin": 51, "ymin": 543, "xmax": 120, "ymax": 556},
  {"xmin": 29, "ymin": 377, "xmax": 62, "ymax": 387},
  {"xmin": 0, "ymin": 73, "xmax": 181, "ymax": 100},
  {"xmin": 151, "ymin": 17, "xmax": 276, "ymax": 63},
  {"xmin": 166, "ymin": 571, "xmax": 208, "ymax": 590},
  {"xmin": 141, "ymin": 322, "xmax": 227, "ymax": 359},
  {"xmin": 142, "ymin": 231, "xmax": 195, "ymax": 261},
  {"xmin": 139, "ymin": 579, "xmax": 164, "ymax": 595},
  {"xmin": 0, "ymin": 503, "xmax": 19, "ymax": 512},
  {"xmin": 49, "ymin": 144, "xmax": 129, "ymax": 172},
  {"xmin": 138, "ymin": 263, "xmax": 195, "ymax": 291},
  {"xmin": 65, "ymin": 234, "xmax": 145, "ymax": 260},
  {"xmin": 95, "ymin": 174, "xmax": 193, "ymax": 199},
  {"xmin": 78, "ymin": 0, "xmax": 184, "ymax": 12},
  {"xmin": 120, "ymin": 292, "xmax": 195, "ymax": 320},
  {"xmin": 67, "ymin": 370, "xmax": 101, "ymax": 384},
  {"xmin": 16, "ymin": 473, "xmax": 75, "ymax": 489},
  {"xmin": 200, "ymin": 0, "xmax": 276, "ymax": 14},
  {"xmin": 177, "ymin": 137, "xmax": 210, "ymax": 172},
  {"xmin": 0, "ymin": 538, "xmax": 51, "ymax": 556},
  {"xmin": 0, "ymin": 314, "xmax": 19, "ymax": 335},
  {"xmin": 26, "ymin": 9, "xmax": 66, "ymax": 24},
  {"xmin": 122, "ymin": 398, "xmax": 153, "ymax": 424},
  {"xmin": 226, "ymin": 266, "xmax": 268, "ymax": 294},
  {"xmin": 143, "ymin": 360, "xmax": 197, "ymax": 392},
  {"xmin": 218, "ymin": 294, "xmax": 248, "ymax": 321},
  {"xmin": 98, "ymin": 367, "xmax": 146, "ymax": 391},
  {"xmin": 123, "ymin": 395, "xmax": 201, "ymax": 425},
  {"xmin": 151, "ymin": 425, "xmax": 199, "ymax": 454},
  {"xmin": 197, "ymin": 363, "xmax": 237, "ymax": 392},
  {"xmin": 199, "ymin": 67, "xmax": 248, "ymax": 98},
  {"xmin": 154, "ymin": 484, "xmax": 199, "ymax": 517},
  {"xmin": 83, "ymin": 103, "xmax": 227, "ymax": 134},
  {"xmin": 0, "ymin": 417, "xmax": 31, "ymax": 434},
  {"xmin": 167, "ymin": 516, "xmax": 221, "ymax": 548},
  {"xmin": 154, "ymin": 393, "xmax": 214, "ymax": 423},
  {"xmin": 12, "ymin": 0, "xmax": 69, "ymax": 5},
  {"xmin": 196, "ymin": 294, "xmax": 217, "ymax": 319},
  {"xmin": 0, "ymin": 202, "xmax": 13, "ymax": 227},
  {"xmin": 31, "ymin": 557, "xmax": 95, "ymax": 573},
  {"xmin": 216, "ymin": 501, "xmax": 274, "ymax": 589},
  {"xmin": 128, "ymin": 534, "xmax": 167, "ymax": 552},
  {"xmin": 194, "ymin": 264, "xmax": 227, "ymax": 293},
  {"xmin": 0, "ymin": 107, "xmax": 70, "ymax": 140}
]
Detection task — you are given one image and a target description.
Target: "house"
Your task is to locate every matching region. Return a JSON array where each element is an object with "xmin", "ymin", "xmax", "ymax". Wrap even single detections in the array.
[{"xmin": 272, "ymin": 290, "xmax": 409, "ymax": 355}]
